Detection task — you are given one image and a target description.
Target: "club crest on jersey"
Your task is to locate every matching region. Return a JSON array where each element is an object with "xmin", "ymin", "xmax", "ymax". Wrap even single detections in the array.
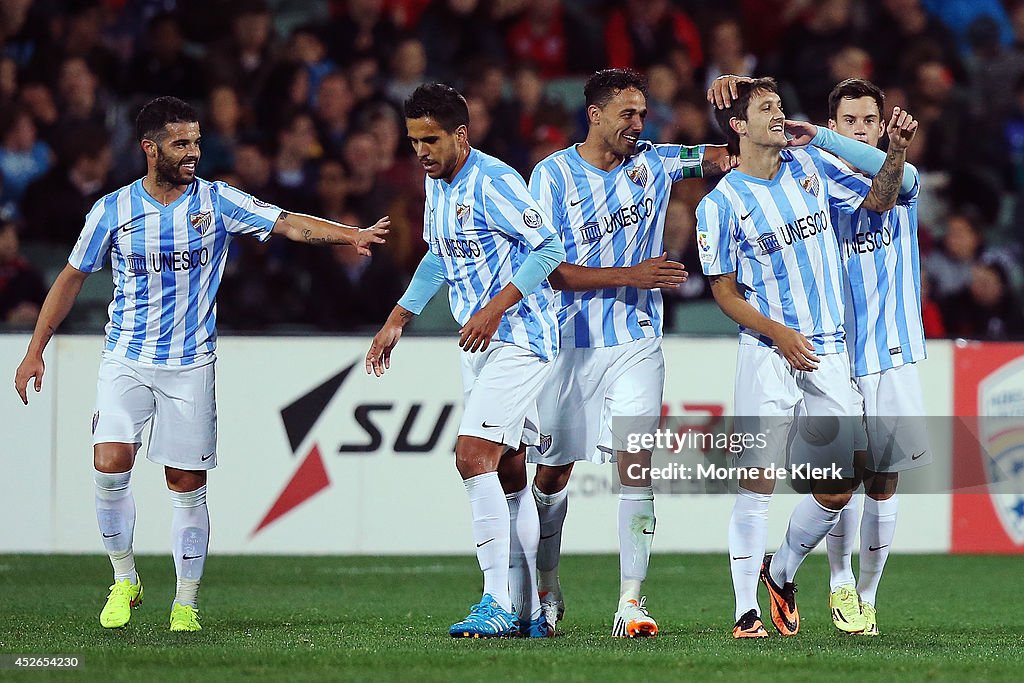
[
  {"xmin": 801, "ymin": 174, "xmax": 820, "ymax": 197},
  {"xmin": 456, "ymin": 203, "xmax": 472, "ymax": 225},
  {"xmin": 537, "ymin": 433, "xmax": 552, "ymax": 455},
  {"xmin": 627, "ymin": 163, "xmax": 649, "ymax": 187},
  {"xmin": 758, "ymin": 231, "xmax": 783, "ymax": 256},
  {"xmin": 522, "ymin": 207, "xmax": 544, "ymax": 229},
  {"xmin": 189, "ymin": 211, "xmax": 212, "ymax": 235}
]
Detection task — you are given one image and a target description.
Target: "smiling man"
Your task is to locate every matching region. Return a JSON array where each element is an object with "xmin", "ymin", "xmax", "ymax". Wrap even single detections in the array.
[
  {"xmin": 14, "ymin": 96, "xmax": 389, "ymax": 633},
  {"xmin": 695, "ymin": 77, "xmax": 917, "ymax": 639},
  {"xmin": 365, "ymin": 83, "xmax": 565, "ymax": 638}
]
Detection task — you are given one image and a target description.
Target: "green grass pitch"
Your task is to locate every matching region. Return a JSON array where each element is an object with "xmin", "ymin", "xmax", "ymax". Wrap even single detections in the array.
[{"xmin": 1, "ymin": 554, "xmax": 1021, "ymax": 681}]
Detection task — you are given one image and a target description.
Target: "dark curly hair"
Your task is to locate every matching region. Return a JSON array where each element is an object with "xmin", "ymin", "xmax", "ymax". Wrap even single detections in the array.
[
  {"xmin": 403, "ymin": 83, "xmax": 469, "ymax": 133},
  {"xmin": 584, "ymin": 68, "xmax": 648, "ymax": 109}
]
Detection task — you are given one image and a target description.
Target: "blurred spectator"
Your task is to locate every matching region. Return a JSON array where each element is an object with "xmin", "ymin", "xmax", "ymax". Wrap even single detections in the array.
[
  {"xmin": 340, "ymin": 131, "xmax": 391, "ymax": 225},
  {"xmin": 122, "ymin": 12, "xmax": 204, "ymax": 101},
  {"xmin": 325, "ymin": 0, "xmax": 400, "ymax": 67},
  {"xmin": 921, "ymin": 0, "xmax": 1013, "ymax": 56},
  {"xmin": 504, "ymin": 0, "xmax": 603, "ymax": 77},
  {"xmin": 288, "ymin": 24, "xmax": 336, "ymax": 103},
  {"xmin": 273, "ymin": 110, "xmax": 322, "ymax": 212},
  {"xmin": 605, "ymin": 0, "xmax": 702, "ymax": 72},
  {"xmin": 386, "ymin": 37, "xmax": 429, "ymax": 106},
  {"xmin": 829, "ymin": 46, "xmax": 872, "ymax": 84},
  {"xmin": 0, "ymin": 217, "xmax": 46, "ymax": 327},
  {"xmin": 908, "ymin": 58, "xmax": 970, "ymax": 172},
  {"xmin": 198, "ymin": 86, "xmax": 244, "ymax": 177},
  {"xmin": 232, "ymin": 136, "xmax": 291, "ymax": 208},
  {"xmin": 55, "ymin": 57, "xmax": 110, "ymax": 130},
  {"xmin": 205, "ymin": 0, "xmax": 280, "ymax": 106},
  {"xmin": 738, "ymin": 0, "xmax": 813, "ymax": 59},
  {"xmin": 305, "ymin": 213, "xmax": 406, "ymax": 330},
  {"xmin": 217, "ymin": 238, "xmax": 309, "ymax": 330},
  {"xmin": 416, "ymin": 0, "xmax": 505, "ymax": 82},
  {"xmin": 21, "ymin": 123, "xmax": 114, "ymax": 247},
  {"xmin": 17, "ymin": 82, "xmax": 59, "ymax": 144},
  {"xmin": 256, "ymin": 61, "xmax": 311, "ymax": 134},
  {"xmin": 919, "ymin": 271, "xmax": 947, "ymax": 338},
  {"xmin": 924, "ymin": 210, "xmax": 1004, "ymax": 300},
  {"xmin": 23, "ymin": 1, "xmax": 120, "ymax": 87},
  {"xmin": 503, "ymin": 65, "xmax": 569, "ymax": 175},
  {"xmin": 313, "ymin": 71, "xmax": 356, "ymax": 156},
  {"xmin": 312, "ymin": 156, "xmax": 349, "ymax": 221},
  {"xmin": 702, "ymin": 18, "xmax": 757, "ymax": 93},
  {"xmin": 942, "ymin": 261, "xmax": 1024, "ymax": 339},
  {"xmin": 867, "ymin": 0, "xmax": 963, "ymax": 88},
  {"xmin": 777, "ymin": 0, "xmax": 860, "ymax": 123},
  {"xmin": 347, "ymin": 54, "xmax": 383, "ymax": 105},
  {"xmin": 1, "ymin": 57, "xmax": 18, "ymax": 109},
  {"xmin": 0, "ymin": 107, "xmax": 53, "ymax": 209},
  {"xmin": 644, "ymin": 64, "xmax": 678, "ymax": 142}
]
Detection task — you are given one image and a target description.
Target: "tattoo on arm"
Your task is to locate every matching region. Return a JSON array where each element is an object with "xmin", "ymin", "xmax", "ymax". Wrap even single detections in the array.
[
  {"xmin": 862, "ymin": 146, "xmax": 903, "ymax": 211},
  {"xmin": 701, "ymin": 156, "xmax": 721, "ymax": 178},
  {"xmin": 399, "ymin": 310, "xmax": 414, "ymax": 320},
  {"xmin": 302, "ymin": 228, "xmax": 338, "ymax": 245}
]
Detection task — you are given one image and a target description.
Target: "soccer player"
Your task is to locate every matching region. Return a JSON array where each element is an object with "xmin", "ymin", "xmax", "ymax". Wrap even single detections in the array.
[
  {"xmin": 710, "ymin": 75, "xmax": 926, "ymax": 636},
  {"xmin": 526, "ymin": 68, "xmax": 733, "ymax": 637},
  {"xmin": 364, "ymin": 84, "xmax": 565, "ymax": 638},
  {"xmin": 696, "ymin": 78, "xmax": 917, "ymax": 638},
  {"xmin": 13, "ymin": 96, "xmax": 389, "ymax": 632}
]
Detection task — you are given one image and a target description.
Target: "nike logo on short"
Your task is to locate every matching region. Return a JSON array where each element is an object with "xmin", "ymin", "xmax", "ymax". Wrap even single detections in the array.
[
  {"xmin": 827, "ymin": 533, "xmax": 844, "ymax": 538},
  {"xmin": 642, "ymin": 529, "xmax": 655, "ymax": 535},
  {"xmin": 201, "ymin": 452, "xmax": 214, "ymax": 461},
  {"xmin": 102, "ymin": 532, "xmax": 120, "ymax": 538},
  {"xmin": 912, "ymin": 451, "xmax": 927, "ymax": 460},
  {"xmin": 868, "ymin": 544, "xmax": 888, "ymax": 552},
  {"xmin": 476, "ymin": 538, "xmax": 495, "ymax": 548},
  {"xmin": 539, "ymin": 532, "xmax": 559, "ymax": 540},
  {"xmin": 182, "ymin": 554, "xmax": 204, "ymax": 560},
  {"xmin": 741, "ymin": 209, "xmax": 754, "ymax": 220},
  {"xmin": 570, "ymin": 197, "xmax": 585, "ymax": 207},
  {"xmin": 481, "ymin": 421, "xmax": 501, "ymax": 429},
  {"xmin": 732, "ymin": 555, "xmax": 752, "ymax": 560},
  {"xmin": 800, "ymin": 543, "xmax": 814, "ymax": 549}
]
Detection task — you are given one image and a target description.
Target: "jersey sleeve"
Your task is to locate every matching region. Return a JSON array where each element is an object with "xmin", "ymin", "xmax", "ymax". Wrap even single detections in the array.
[
  {"xmin": 808, "ymin": 147, "xmax": 872, "ymax": 216},
  {"xmin": 696, "ymin": 194, "xmax": 739, "ymax": 276},
  {"xmin": 68, "ymin": 196, "xmax": 114, "ymax": 272},
  {"xmin": 528, "ymin": 162, "xmax": 567, "ymax": 238},
  {"xmin": 655, "ymin": 143, "xmax": 705, "ymax": 183},
  {"xmin": 483, "ymin": 171, "xmax": 557, "ymax": 248},
  {"xmin": 214, "ymin": 182, "xmax": 282, "ymax": 241},
  {"xmin": 898, "ymin": 162, "xmax": 921, "ymax": 206}
]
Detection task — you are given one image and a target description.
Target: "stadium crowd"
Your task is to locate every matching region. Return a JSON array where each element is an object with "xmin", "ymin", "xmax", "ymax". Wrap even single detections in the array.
[{"xmin": 2, "ymin": 0, "xmax": 1024, "ymax": 338}]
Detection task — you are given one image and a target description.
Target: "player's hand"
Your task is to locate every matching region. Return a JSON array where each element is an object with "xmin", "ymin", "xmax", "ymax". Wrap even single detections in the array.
[
  {"xmin": 365, "ymin": 323, "xmax": 402, "ymax": 376},
  {"xmin": 704, "ymin": 145, "xmax": 739, "ymax": 174},
  {"xmin": 14, "ymin": 353, "xmax": 44, "ymax": 405},
  {"xmin": 626, "ymin": 253, "xmax": 688, "ymax": 289},
  {"xmin": 772, "ymin": 326, "xmax": 819, "ymax": 372},
  {"xmin": 707, "ymin": 74, "xmax": 754, "ymax": 109},
  {"xmin": 784, "ymin": 120, "xmax": 817, "ymax": 147},
  {"xmin": 885, "ymin": 106, "xmax": 918, "ymax": 153},
  {"xmin": 353, "ymin": 215, "xmax": 390, "ymax": 257},
  {"xmin": 459, "ymin": 303, "xmax": 502, "ymax": 353}
]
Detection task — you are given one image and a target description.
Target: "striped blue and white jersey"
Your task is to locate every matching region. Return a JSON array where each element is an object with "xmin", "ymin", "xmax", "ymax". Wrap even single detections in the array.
[
  {"xmin": 696, "ymin": 147, "xmax": 870, "ymax": 354},
  {"xmin": 68, "ymin": 178, "xmax": 281, "ymax": 365},
  {"xmin": 423, "ymin": 148, "xmax": 560, "ymax": 361},
  {"xmin": 834, "ymin": 170, "xmax": 926, "ymax": 376},
  {"xmin": 529, "ymin": 141, "xmax": 704, "ymax": 348}
]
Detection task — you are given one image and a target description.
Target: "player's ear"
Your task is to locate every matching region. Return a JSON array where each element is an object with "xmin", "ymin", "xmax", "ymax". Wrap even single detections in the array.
[
  {"xmin": 140, "ymin": 139, "xmax": 157, "ymax": 159},
  {"xmin": 827, "ymin": 118, "xmax": 838, "ymax": 132},
  {"xmin": 586, "ymin": 104, "xmax": 601, "ymax": 127},
  {"xmin": 455, "ymin": 124, "xmax": 468, "ymax": 144},
  {"xmin": 729, "ymin": 117, "xmax": 746, "ymax": 138}
]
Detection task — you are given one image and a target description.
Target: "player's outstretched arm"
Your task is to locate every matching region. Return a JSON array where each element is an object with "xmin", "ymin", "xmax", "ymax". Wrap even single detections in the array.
[
  {"xmin": 549, "ymin": 253, "xmax": 688, "ymax": 291},
  {"xmin": 708, "ymin": 272, "xmax": 820, "ymax": 372},
  {"xmin": 14, "ymin": 265, "xmax": 89, "ymax": 404},
  {"xmin": 272, "ymin": 212, "xmax": 390, "ymax": 256}
]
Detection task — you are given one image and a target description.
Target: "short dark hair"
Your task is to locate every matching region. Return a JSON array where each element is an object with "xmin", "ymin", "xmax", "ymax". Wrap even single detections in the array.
[
  {"xmin": 584, "ymin": 68, "xmax": 648, "ymax": 109},
  {"xmin": 713, "ymin": 77, "xmax": 779, "ymax": 153},
  {"xmin": 828, "ymin": 78, "xmax": 885, "ymax": 121},
  {"xmin": 135, "ymin": 96, "xmax": 198, "ymax": 142},
  {"xmin": 403, "ymin": 83, "xmax": 469, "ymax": 132}
]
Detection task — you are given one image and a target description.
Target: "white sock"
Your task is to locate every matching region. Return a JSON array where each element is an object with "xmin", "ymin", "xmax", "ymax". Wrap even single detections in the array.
[
  {"xmin": 858, "ymin": 495, "xmax": 898, "ymax": 607},
  {"xmin": 729, "ymin": 487, "xmax": 770, "ymax": 620},
  {"xmin": 169, "ymin": 485, "xmax": 209, "ymax": 608},
  {"xmin": 94, "ymin": 469, "xmax": 137, "ymax": 584},
  {"xmin": 464, "ymin": 472, "xmax": 512, "ymax": 612},
  {"xmin": 507, "ymin": 486, "xmax": 541, "ymax": 621},
  {"xmin": 827, "ymin": 492, "xmax": 861, "ymax": 590},
  {"xmin": 618, "ymin": 485, "xmax": 654, "ymax": 604},
  {"xmin": 533, "ymin": 484, "xmax": 568, "ymax": 595},
  {"xmin": 771, "ymin": 495, "xmax": 841, "ymax": 586}
]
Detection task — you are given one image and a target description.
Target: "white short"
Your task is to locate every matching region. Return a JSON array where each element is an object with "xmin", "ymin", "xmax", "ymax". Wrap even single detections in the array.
[
  {"xmin": 733, "ymin": 345, "xmax": 858, "ymax": 477},
  {"xmin": 527, "ymin": 337, "xmax": 664, "ymax": 466},
  {"xmin": 93, "ymin": 352, "xmax": 218, "ymax": 470},
  {"xmin": 854, "ymin": 362, "xmax": 931, "ymax": 472},
  {"xmin": 458, "ymin": 342, "xmax": 554, "ymax": 452}
]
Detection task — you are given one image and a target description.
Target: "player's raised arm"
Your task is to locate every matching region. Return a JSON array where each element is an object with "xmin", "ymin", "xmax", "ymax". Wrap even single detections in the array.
[
  {"xmin": 272, "ymin": 212, "xmax": 390, "ymax": 256},
  {"xmin": 14, "ymin": 265, "xmax": 89, "ymax": 404}
]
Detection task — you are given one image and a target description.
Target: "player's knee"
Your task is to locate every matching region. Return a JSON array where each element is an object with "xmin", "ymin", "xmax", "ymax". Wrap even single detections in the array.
[
  {"xmin": 813, "ymin": 490, "xmax": 852, "ymax": 511},
  {"xmin": 165, "ymin": 466, "xmax": 207, "ymax": 492},
  {"xmin": 534, "ymin": 464, "xmax": 572, "ymax": 494},
  {"xmin": 93, "ymin": 443, "xmax": 135, "ymax": 473}
]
